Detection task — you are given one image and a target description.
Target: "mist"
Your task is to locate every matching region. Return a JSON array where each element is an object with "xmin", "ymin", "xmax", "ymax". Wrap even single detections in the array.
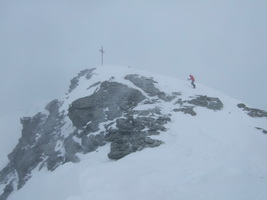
[{"xmin": 0, "ymin": 0, "xmax": 266, "ymax": 117}]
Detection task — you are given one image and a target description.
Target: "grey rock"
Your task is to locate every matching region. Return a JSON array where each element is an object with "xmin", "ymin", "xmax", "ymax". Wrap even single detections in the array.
[
  {"xmin": 174, "ymin": 106, "xmax": 197, "ymax": 116},
  {"xmin": 108, "ymin": 139, "xmax": 133, "ymax": 159},
  {"xmin": 0, "ymin": 71, "xmax": 174, "ymax": 199},
  {"xmin": 68, "ymin": 68, "xmax": 96, "ymax": 93},
  {"xmin": 67, "ymin": 80, "xmax": 171, "ymax": 160},
  {"xmin": 174, "ymin": 98, "xmax": 185, "ymax": 106},
  {"xmin": 187, "ymin": 95, "xmax": 223, "ymax": 110},
  {"xmin": 68, "ymin": 81, "xmax": 146, "ymax": 130},
  {"xmin": 125, "ymin": 74, "xmax": 173, "ymax": 101},
  {"xmin": 125, "ymin": 74, "xmax": 160, "ymax": 96},
  {"xmin": 0, "ymin": 181, "xmax": 14, "ymax": 200},
  {"xmin": 81, "ymin": 133, "xmax": 106, "ymax": 154},
  {"xmin": 105, "ymin": 114, "xmax": 170, "ymax": 159},
  {"xmin": 64, "ymin": 134, "xmax": 82, "ymax": 163},
  {"xmin": 87, "ymin": 81, "xmax": 101, "ymax": 90},
  {"xmin": 45, "ymin": 154, "xmax": 65, "ymax": 171},
  {"xmin": 238, "ymin": 103, "xmax": 267, "ymax": 118},
  {"xmin": 255, "ymin": 127, "xmax": 267, "ymax": 134},
  {"xmin": 108, "ymin": 137, "xmax": 163, "ymax": 160},
  {"xmin": 0, "ymin": 99, "xmax": 66, "ymax": 197}
]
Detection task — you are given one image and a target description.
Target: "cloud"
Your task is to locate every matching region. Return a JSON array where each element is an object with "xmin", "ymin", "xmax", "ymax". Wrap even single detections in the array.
[{"xmin": 0, "ymin": 0, "xmax": 266, "ymax": 117}]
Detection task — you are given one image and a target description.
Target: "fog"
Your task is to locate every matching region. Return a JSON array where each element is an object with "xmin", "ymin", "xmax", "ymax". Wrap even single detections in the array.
[{"xmin": 0, "ymin": 0, "xmax": 266, "ymax": 117}]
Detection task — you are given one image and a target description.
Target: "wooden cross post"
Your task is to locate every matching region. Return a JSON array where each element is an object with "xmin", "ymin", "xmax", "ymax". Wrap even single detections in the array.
[{"xmin": 99, "ymin": 46, "xmax": 105, "ymax": 66}]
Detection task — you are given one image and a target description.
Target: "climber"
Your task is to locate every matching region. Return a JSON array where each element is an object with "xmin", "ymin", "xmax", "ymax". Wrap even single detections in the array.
[{"xmin": 188, "ymin": 74, "xmax": 196, "ymax": 88}]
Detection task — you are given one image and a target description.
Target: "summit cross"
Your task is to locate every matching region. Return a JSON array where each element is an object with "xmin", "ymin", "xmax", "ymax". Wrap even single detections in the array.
[{"xmin": 99, "ymin": 46, "xmax": 105, "ymax": 66}]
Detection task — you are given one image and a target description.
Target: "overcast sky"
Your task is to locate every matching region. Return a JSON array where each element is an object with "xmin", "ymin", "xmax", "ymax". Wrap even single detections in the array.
[{"xmin": 0, "ymin": 0, "xmax": 266, "ymax": 117}]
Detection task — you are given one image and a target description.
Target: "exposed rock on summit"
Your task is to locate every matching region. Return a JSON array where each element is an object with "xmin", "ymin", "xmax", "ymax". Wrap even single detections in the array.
[
  {"xmin": 1, "ymin": 70, "xmax": 175, "ymax": 199},
  {"xmin": 125, "ymin": 74, "xmax": 175, "ymax": 101},
  {"xmin": 2, "ymin": 67, "xmax": 265, "ymax": 200},
  {"xmin": 125, "ymin": 74, "xmax": 160, "ymax": 97},
  {"xmin": 105, "ymin": 113, "xmax": 170, "ymax": 159},
  {"xmin": 173, "ymin": 95, "xmax": 223, "ymax": 116},
  {"xmin": 187, "ymin": 95, "xmax": 223, "ymax": 110},
  {"xmin": 68, "ymin": 81, "xmax": 146, "ymax": 129},
  {"xmin": 68, "ymin": 80, "xmax": 170, "ymax": 160},
  {"xmin": 68, "ymin": 68, "xmax": 96, "ymax": 93},
  {"xmin": 256, "ymin": 127, "xmax": 267, "ymax": 134},
  {"xmin": 0, "ymin": 99, "xmax": 66, "ymax": 200},
  {"xmin": 173, "ymin": 106, "xmax": 197, "ymax": 116},
  {"xmin": 237, "ymin": 103, "xmax": 267, "ymax": 118}
]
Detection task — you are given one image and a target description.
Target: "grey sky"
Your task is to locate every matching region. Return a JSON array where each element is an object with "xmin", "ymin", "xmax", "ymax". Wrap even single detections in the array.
[{"xmin": 0, "ymin": 0, "xmax": 266, "ymax": 117}]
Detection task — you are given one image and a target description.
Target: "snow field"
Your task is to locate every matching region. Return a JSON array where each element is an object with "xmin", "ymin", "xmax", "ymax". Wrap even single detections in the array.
[{"xmin": 2, "ymin": 66, "xmax": 267, "ymax": 200}]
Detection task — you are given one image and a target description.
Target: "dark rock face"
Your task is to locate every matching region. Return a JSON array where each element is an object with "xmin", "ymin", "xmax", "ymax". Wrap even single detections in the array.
[
  {"xmin": 11, "ymin": 100, "xmax": 65, "ymax": 186},
  {"xmin": 68, "ymin": 81, "xmax": 146, "ymax": 129},
  {"xmin": 105, "ymin": 113, "xmax": 170, "ymax": 159},
  {"xmin": 256, "ymin": 127, "xmax": 267, "ymax": 134},
  {"xmin": 0, "ymin": 181, "xmax": 14, "ymax": 200},
  {"xmin": 68, "ymin": 68, "xmax": 96, "ymax": 93},
  {"xmin": 125, "ymin": 74, "xmax": 160, "ymax": 96},
  {"xmin": 0, "ymin": 99, "xmax": 68, "ymax": 200},
  {"xmin": 187, "ymin": 95, "xmax": 223, "ymax": 111},
  {"xmin": 0, "ymin": 70, "xmax": 175, "ymax": 199},
  {"xmin": 125, "ymin": 74, "xmax": 176, "ymax": 101},
  {"xmin": 108, "ymin": 137, "xmax": 163, "ymax": 160},
  {"xmin": 0, "ymin": 68, "xmax": 231, "ymax": 200},
  {"xmin": 68, "ymin": 81, "xmax": 170, "ymax": 160},
  {"xmin": 237, "ymin": 103, "xmax": 267, "ymax": 118},
  {"xmin": 173, "ymin": 106, "xmax": 197, "ymax": 116},
  {"xmin": 173, "ymin": 95, "xmax": 223, "ymax": 116},
  {"xmin": 81, "ymin": 133, "xmax": 106, "ymax": 154}
]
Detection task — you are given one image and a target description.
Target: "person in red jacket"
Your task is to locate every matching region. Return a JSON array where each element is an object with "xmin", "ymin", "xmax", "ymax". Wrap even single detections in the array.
[{"xmin": 188, "ymin": 74, "xmax": 196, "ymax": 88}]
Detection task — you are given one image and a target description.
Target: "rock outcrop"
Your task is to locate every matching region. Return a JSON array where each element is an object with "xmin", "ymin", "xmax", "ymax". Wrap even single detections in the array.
[
  {"xmin": 0, "ymin": 99, "xmax": 66, "ymax": 200},
  {"xmin": 68, "ymin": 68, "xmax": 96, "ymax": 93},
  {"xmin": 173, "ymin": 95, "xmax": 223, "ymax": 116},
  {"xmin": 187, "ymin": 95, "xmax": 223, "ymax": 111},
  {"xmin": 68, "ymin": 81, "xmax": 146, "ymax": 129},
  {"xmin": 0, "ymin": 69, "xmax": 175, "ymax": 200},
  {"xmin": 256, "ymin": 127, "xmax": 267, "ymax": 134},
  {"xmin": 237, "ymin": 103, "xmax": 267, "ymax": 118},
  {"xmin": 67, "ymin": 80, "xmax": 171, "ymax": 160},
  {"xmin": 0, "ymin": 67, "xmax": 237, "ymax": 200}
]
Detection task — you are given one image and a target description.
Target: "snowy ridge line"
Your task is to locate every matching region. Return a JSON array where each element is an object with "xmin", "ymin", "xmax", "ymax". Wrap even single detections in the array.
[{"xmin": 0, "ymin": 65, "xmax": 267, "ymax": 200}]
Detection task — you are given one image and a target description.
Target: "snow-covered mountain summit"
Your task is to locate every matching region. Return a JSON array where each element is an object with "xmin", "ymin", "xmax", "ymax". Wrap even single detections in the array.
[{"xmin": 1, "ymin": 66, "xmax": 267, "ymax": 200}]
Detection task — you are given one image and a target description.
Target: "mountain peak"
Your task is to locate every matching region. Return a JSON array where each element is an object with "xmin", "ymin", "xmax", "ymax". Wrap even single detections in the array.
[{"xmin": 1, "ymin": 66, "xmax": 266, "ymax": 200}]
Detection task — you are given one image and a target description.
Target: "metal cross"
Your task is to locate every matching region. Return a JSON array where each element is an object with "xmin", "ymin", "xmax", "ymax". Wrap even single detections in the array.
[{"xmin": 99, "ymin": 46, "xmax": 105, "ymax": 66}]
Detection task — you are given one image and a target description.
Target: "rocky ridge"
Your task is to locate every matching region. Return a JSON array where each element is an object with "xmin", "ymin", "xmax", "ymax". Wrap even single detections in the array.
[{"xmin": 0, "ymin": 67, "xmax": 266, "ymax": 200}]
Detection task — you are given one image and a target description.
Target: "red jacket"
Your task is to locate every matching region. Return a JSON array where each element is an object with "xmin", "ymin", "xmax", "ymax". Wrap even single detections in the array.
[{"xmin": 189, "ymin": 75, "xmax": 195, "ymax": 81}]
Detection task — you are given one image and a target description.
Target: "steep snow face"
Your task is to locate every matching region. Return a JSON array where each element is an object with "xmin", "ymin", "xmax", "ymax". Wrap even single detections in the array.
[{"xmin": 1, "ymin": 66, "xmax": 267, "ymax": 200}]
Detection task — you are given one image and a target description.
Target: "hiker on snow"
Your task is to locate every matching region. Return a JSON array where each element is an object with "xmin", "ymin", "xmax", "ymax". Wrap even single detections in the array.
[{"xmin": 188, "ymin": 74, "xmax": 196, "ymax": 88}]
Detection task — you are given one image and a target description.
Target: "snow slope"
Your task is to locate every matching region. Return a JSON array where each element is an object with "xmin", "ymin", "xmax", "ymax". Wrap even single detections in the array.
[{"xmin": 2, "ymin": 65, "xmax": 267, "ymax": 200}]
